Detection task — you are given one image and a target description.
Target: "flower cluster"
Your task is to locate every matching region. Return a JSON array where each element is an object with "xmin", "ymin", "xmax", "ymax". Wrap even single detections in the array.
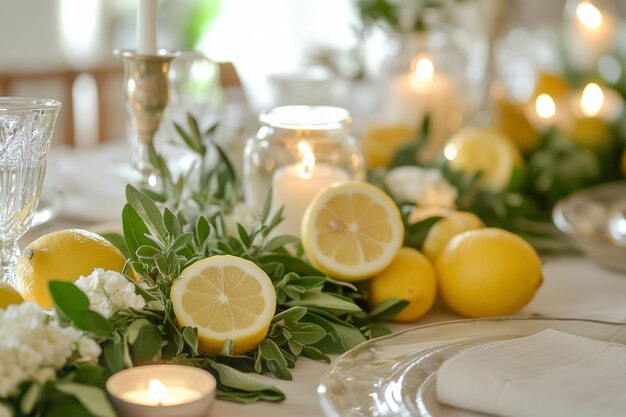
[
  {"xmin": 74, "ymin": 269, "xmax": 145, "ymax": 318},
  {"xmin": 384, "ymin": 166, "xmax": 458, "ymax": 209},
  {"xmin": 0, "ymin": 302, "xmax": 100, "ymax": 397}
]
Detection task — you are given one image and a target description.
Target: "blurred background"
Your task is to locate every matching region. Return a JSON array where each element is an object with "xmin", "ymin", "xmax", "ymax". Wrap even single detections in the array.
[{"xmin": 0, "ymin": 0, "xmax": 625, "ymax": 150}]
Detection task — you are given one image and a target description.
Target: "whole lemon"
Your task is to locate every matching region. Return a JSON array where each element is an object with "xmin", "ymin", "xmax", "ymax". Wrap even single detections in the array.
[
  {"xmin": 423, "ymin": 211, "xmax": 485, "ymax": 262},
  {"xmin": 0, "ymin": 282, "xmax": 24, "ymax": 309},
  {"xmin": 436, "ymin": 228, "xmax": 542, "ymax": 318},
  {"xmin": 15, "ymin": 229, "xmax": 126, "ymax": 310},
  {"xmin": 369, "ymin": 247, "xmax": 437, "ymax": 322},
  {"xmin": 443, "ymin": 127, "xmax": 524, "ymax": 191}
]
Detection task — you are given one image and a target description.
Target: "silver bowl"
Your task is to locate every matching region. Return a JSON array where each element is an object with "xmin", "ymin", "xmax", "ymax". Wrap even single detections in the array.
[{"xmin": 553, "ymin": 181, "xmax": 626, "ymax": 272}]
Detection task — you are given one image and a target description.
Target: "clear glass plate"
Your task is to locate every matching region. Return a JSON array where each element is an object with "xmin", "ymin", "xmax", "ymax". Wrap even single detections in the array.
[{"xmin": 318, "ymin": 317, "xmax": 626, "ymax": 417}]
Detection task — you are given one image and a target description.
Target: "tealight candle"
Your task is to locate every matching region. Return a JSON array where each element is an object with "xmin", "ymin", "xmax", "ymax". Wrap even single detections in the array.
[
  {"xmin": 106, "ymin": 365, "xmax": 216, "ymax": 417},
  {"xmin": 271, "ymin": 141, "xmax": 349, "ymax": 237},
  {"xmin": 526, "ymin": 93, "xmax": 560, "ymax": 132}
]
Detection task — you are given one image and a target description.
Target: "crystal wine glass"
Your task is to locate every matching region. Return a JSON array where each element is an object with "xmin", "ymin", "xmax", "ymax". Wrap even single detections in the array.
[{"xmin": 0, "ymin": 98, "xmax": 61, "ymax": 285}]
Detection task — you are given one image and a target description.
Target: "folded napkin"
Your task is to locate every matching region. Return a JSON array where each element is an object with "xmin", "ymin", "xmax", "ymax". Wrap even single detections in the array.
[{"xmin": 436, "ymin": 329, "xmax": 626, "ymax": 417}]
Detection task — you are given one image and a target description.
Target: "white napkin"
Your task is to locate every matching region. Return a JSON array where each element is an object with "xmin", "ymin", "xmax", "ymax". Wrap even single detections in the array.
[{"xmin": 436, "ymin": 329, "xmax": 626, "ymax": 417}]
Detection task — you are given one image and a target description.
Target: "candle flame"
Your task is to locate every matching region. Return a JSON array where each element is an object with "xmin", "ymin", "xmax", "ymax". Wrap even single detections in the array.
[
  {"xmin": 148, "ymin": 378, "xmax": 168, "ymax": 405},
  {"xmin": 576, "ymin": 2, "xmax": 602, "ymax": 29},
  {"xmin": 443, "ymin": 143, "xmax": 458, "ymax": 161},
  {"xmin": 580, "ymin": 82, "xmax": 604, "ymax": 117},
  {"xmin": 411, "ymin": 53, "xmax": 434, "ymax": 83},
  {"xmin": 298, "ymin": 141, "xmax": 315, "ymax": 178},
  {"xmin": 535, "ymin": 94, "xmax": 556, "ymax": 119}
]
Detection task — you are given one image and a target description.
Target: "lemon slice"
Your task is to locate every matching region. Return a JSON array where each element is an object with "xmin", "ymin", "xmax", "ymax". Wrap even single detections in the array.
[
  {"xmin": 301, "ymin": 182, "xmax": 404, "ymax": 281},
  {"xmin": 171, "ymin": 255, "xmax": 276, "ymax": 355},
  {"xmin": 444, "ymin": 127, "xmax": 523, "ymax": 191}
]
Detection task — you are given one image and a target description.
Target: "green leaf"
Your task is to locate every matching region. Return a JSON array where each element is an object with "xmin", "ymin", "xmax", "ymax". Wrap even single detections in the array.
[
  {"xmin": 182, "ymin": 327, "xmax": 199, "ymax": 356},
  {"xmin": 175, "ymin": 121, "xmax": 203, "ymax": 154},
  {"xmin": 122, "ymin": 204, "xmax": 154, "ymax": 261},
  {"xmin": 49, "ymin": 281, "xmax": 89, "ymax": 316},
  {"xmin": 272, "ymin": 306, "xmax": 307, "ymax": 324},
  {"xmin": 130, "ymin": 323, "xmax": 162, "ymax": 365},
  {"xmin": 20, "ymin": 382, "xmax": 41, "ymax": 414},
  {"xmin": 208, "ymin": 360, "xmax": 285, "ymax": 402},
  {"xmin": 126, "ymin": 185, "xmax": 167, "ymax": 240},
  {"xmin": 163, "ymin": 207, "xmax": 182, "ymax": 238},
  {"xmin": 99, "ymin": 232, "xmax": 130, "ymax": 259},
  {"xmin": 367, "ymin": 298, "xmax": 409, "ymax": 322},
  {"xmin": 55, "ymin": 382, "xmax": 116, "ymax": 417},
  {"xmin": 305, "ymin": 312, "xmax": 366, "ymax": 352},
  {"xmin": 301, "ymin": 346, "xmax": 331, "ymax": 363},
  {"xmin": 78, "ymin": 311, "xmax": 113, "ymax": 337},
  {"xmin": 103, "ymin": 340, "xmax": 124, "ymax": 373},
  {"xmin": 289, "ymin": 323, "xmax": 327, "ymax": 345},
  {"xmin": 260, "ymin": 255, "xmax": 322, "ymax": 276},
  {"xmin": 44, "ymin": 395, "xmax": 98, "ymax": 417},
  {"xmin": 285, "ymin": 292, "xmax": 361, "ymax": 315}
]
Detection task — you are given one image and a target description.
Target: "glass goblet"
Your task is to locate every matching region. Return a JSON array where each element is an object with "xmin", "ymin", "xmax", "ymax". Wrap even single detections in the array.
[{"xmin": 0, "ymin": 97, "xmax": 61, "ymax": 285}]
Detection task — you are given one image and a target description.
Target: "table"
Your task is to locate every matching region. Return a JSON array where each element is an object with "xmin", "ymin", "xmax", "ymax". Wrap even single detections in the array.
[{"xmin": 23, "ymin": 141, "xmax": 626, "ymax": 417}]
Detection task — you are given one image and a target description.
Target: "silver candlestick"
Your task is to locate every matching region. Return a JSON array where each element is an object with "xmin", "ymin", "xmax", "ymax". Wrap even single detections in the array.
[{"xmin": 115, "ymin": 49, "xmax": 178, "ymax": 187}]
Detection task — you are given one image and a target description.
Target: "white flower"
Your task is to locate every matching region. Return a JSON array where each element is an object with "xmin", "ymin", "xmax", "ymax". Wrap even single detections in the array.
[
  {"xmin": 74, "ymin": 269, "xmax": 145, "ymax": 318},
  {"xmin": 0, "ymin": 402, "xmax": 13, "ymax": 417},
  {"xmin": 223, "ymin": 202, "xmax": 257, "ymax": 236},
  {"xmin": 0, "ymin": 302, "xmax": 100, "ymax": 397},
  {"xmin": 76, "ymin": 336, "xmax": 102, "ymax": 364},
  {"xmin": 384, "ymin": 166, "xmax": 457, "ymax": 209}
]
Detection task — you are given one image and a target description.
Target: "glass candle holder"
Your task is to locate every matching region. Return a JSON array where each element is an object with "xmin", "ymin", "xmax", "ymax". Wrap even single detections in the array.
[{"xmin": 243, "ymin": 106, "xmax": 365, "ymax": 237}]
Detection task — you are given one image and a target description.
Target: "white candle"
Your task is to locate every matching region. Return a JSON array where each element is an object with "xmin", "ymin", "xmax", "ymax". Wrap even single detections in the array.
[
  {"xmin": 106, "ymin": 365, "xmax": 215, "ymax": 417},
  {"xmin": 137, "ymin": 0, "xmax": 157, "ymax": 54},
  {"xmin": 271, "ymin": 142, "xmax": 349, "ymax": 237},
  {"xmin": 571, "ymin": 82, "xmax": 623, "ymax": 121},
  {"xmin": 525, "ymin": 93, "xmax": 560, "ymax": 132},
  {"xmin": 388, "ymin": 53, "xmax": 458, "ymax": 162}
]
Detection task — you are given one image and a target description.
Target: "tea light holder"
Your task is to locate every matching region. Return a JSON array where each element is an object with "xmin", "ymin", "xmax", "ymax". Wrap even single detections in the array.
[{"xmin": 106, "ymin": 364, "xmax": 216, "ymax": 417}]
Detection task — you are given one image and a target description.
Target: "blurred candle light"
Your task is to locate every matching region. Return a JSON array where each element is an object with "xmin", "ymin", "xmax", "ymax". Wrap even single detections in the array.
[
  {"xmin": 536, "ymin": 94, "xmax": 557, "ymax": 120},
  {"xmin": 576, "ymin": 2, "xmax": 602, "ymax": 29},
  {"xmin": 580, "ymin": 83, "xmax": 604, "ymax": 117},
  {"xmin": 565, "ymin": 0, "xmax": 616, "ymax": 71}
]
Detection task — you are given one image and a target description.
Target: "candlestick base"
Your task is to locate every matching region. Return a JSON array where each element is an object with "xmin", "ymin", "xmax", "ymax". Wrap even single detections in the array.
[{"xmin": 115, "ymin": 49, "xmax": 178, "ymax": 187}]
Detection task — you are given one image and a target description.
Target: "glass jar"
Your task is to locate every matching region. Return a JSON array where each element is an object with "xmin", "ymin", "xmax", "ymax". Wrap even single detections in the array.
[{"xmin": 243, "ymin": 106, "xmax": 365, "ymax": 237}]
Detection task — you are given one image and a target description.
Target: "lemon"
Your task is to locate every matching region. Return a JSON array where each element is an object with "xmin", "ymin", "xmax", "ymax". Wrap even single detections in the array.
[
  {"xmin": 493, "ymin": 98, "xmax": 540, "ymax": 152},
  {"xmin": 0, "ymin": 282, "xmax": 24, "ymax": 309},
  {"xmin": 423, "ymin": 211, "xmax": 485, "ymax": 262},
  {"xmin": 532, "ymin": 72, "xmax": 569, "ymax": 102},
  {"xmin": 567, "ymin": 117, "xmax": 612, "ymax": 148},
  {"xmin": 443, "ymin": 127, "xmax": 523, "ymax": 191},
  {"xmin": 407, "ymin": 206, "xmax": 451, "ymax": 225},
  {"xmin": 369, "ymin": 247, "xmax": 437, "ymax": 322},
  {"xmin": 171, "ymin": 255, "xmax": 276, "ymax": 355},
  {"xmin": 15, "ymin": 229, "xmax": 126, "ymax": 310},
  {"xmin": 436, "ymin": 228, "xmax": 542, "ymax": 318},
  {"xmin": 363, "ymin": 125, "xmax": 415, "ymax": 169},
  {"xmin": 301, "ymin": 182, "xmax": 404, "ymax": 281}
]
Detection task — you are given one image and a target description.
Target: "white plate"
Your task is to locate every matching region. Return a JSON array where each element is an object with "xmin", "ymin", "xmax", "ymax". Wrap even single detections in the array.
[{"xmin": 318, "ymin": 317, "xmax": 626, "ymax": 417}]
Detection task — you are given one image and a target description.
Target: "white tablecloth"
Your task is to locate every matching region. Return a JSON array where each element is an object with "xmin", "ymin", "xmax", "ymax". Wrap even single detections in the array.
[{"xmin": 23, "ymin": 141, "xmax": 626, "ymax": 417}]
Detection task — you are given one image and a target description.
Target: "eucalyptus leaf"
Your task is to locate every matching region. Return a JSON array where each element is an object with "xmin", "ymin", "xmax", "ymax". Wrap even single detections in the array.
[{"xmin": 182, "ymin": 327, "xmax": 199, "ymax": 356}]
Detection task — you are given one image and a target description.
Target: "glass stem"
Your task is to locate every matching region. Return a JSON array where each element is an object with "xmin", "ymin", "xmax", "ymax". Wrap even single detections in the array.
[
  {"xmin": 134, "ymin": 141, "xmax": 159, "ymax": 188},
  {"xmin": 0, "ymin": 240, "xmax": 19, "ymax": 286}
]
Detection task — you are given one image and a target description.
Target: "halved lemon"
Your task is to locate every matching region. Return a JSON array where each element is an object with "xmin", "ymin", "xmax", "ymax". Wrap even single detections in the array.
[
  {"xmin": 171, "ymin": 255, "xmax": 276, "ymax": 355},
  {"xmin": 301, "ymin": 182, "xmax": 404, "ymax": 281}
]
